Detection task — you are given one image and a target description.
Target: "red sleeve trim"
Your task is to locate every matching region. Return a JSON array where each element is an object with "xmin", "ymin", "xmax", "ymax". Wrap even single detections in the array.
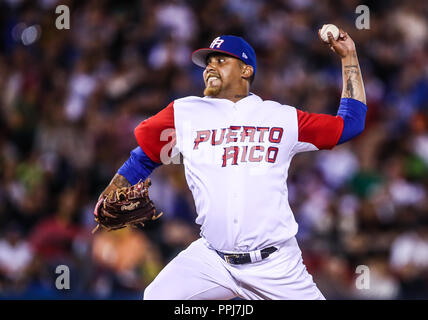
[
  {"xmin": 134, "ymin": 102, "xmax": 176, "ymax": 163},
  {"xmin": 297, "ymin": 109, "xmax": 344, "ymax": 150}
]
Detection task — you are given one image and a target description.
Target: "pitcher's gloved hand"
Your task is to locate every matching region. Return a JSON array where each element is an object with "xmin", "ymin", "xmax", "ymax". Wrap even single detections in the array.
[{"xmin": 92, "ymin": 179, "xmax": 162, "ymax": 233}]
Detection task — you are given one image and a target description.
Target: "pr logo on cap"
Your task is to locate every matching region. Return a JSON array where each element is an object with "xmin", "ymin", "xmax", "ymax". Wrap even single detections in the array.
[
  {"xmin": 210, "ymin": 37, "xmax": 224, "ymax": 49},
  {"xmin": 192, "ymin": 35, "xmax": 257, "ymax": 75}
]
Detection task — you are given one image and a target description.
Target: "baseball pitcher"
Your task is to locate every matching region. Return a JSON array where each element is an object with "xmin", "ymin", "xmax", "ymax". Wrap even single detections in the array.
[{"xmin": 94, "ymin": 28, "xmax": 367, "ymax": 300}]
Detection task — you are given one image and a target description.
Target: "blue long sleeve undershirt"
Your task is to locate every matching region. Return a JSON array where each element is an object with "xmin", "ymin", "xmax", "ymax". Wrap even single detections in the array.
[
  {"xmin": 336, "ymin": 98, "xmax": 367, "ymax": 144},
  {"xmin": 118, "ymin": 147, "xmax": 161, "ymax": 185}
]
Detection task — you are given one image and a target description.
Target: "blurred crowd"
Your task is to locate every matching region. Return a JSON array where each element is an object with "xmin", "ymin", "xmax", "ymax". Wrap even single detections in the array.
[{"xmin": 0, "ymin": 0, "xmax": 428, "ymax": 299}]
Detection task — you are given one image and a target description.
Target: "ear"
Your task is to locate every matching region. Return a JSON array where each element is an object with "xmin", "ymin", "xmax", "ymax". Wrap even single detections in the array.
[{"xmin": 241, "ymin": 65, "xmax": 254, "ymax": 81}]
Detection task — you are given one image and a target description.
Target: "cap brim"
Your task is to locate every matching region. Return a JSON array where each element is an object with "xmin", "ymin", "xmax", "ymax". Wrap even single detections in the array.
[{"xmin": 191, "ymin": 48, "xmax": 240, "ymax": 68}]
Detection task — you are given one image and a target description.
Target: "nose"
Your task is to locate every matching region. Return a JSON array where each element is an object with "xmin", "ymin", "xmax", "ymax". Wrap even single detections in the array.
[
  {"xmin": 205, "ymin": 59, "xmax": 216, "ymax": 72},
  {"xmin": 205, "ymin": 63, "xmax": 215, "ymax": 73}
]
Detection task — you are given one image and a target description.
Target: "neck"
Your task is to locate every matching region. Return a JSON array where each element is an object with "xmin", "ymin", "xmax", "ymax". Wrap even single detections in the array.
[
  {"xmin": 229, "ymin": 93, "xmax": 249, "ymax": 103},
  {"xmin": 211, "ymin": 90, "xmax": 250, "ymax": 103}
]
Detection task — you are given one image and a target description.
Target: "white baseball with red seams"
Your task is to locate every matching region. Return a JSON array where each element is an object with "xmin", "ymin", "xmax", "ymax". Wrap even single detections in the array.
[
  {"xmin": 320, "ymin": 24, "xmax": 340, "ymax": 43},
  {"xmin": 137, "ymin": 93, "xmax": 344, "ymax": 299}
]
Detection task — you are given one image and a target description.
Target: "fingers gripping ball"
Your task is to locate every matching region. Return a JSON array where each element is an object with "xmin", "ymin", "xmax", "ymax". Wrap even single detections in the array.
[
  {"xmin": 320, "ymin": 24, "xmax": 339, "ymax": 43},
  {"xmin": 92, "ymin": 179, "xmax": 163, "ymax": 233}
]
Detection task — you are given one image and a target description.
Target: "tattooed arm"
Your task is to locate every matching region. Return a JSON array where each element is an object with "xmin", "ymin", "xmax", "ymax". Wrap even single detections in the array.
[
  {"xmin": 342, "ymin": 52, "xmax": 366, "ymax": 104},
  {"xmin": 319, "ymin": 28, "xmax": 366, "ymax": 104},
  {"xmin": 315, "ymin": 28, "xmax": 367, "ymax": 145}
]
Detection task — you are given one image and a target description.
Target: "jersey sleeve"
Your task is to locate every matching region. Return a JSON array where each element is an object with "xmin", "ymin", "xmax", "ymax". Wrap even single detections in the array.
[
  {"xmin": 291, "ymin": 109, "xmax": 344, "ymax": 154},
  {"xmin": 337, "ymin": 98, "xmax": 367, "ymax": 144},
  {"xmin": 118, "ymin": 147, "xmax": 161, "ymax": 185},
  {"xmin": 134, "ymin": 101, "xmax": 176, "ymax": 163}
]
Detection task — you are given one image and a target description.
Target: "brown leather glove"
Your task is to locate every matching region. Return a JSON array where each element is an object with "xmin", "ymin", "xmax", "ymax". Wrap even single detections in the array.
[{"xmin": 92, "ymin": 179, "xmax": 162, "ymax": 233}]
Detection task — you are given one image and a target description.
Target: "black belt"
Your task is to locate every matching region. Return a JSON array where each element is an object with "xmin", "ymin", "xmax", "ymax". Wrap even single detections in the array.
[{"xmin": 215, "ymin": 247, "xmax": 277, "ymax": 265}]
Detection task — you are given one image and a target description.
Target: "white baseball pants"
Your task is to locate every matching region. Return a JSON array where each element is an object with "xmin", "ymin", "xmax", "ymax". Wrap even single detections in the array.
[{"xmin": 143, "ymin": 237, "xmax": 325, "ymax": 300}]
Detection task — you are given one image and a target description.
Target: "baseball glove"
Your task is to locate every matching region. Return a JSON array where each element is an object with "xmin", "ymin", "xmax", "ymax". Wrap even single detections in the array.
[{"xmin": 92, "ymin": 179, "xmax": 162, "ymax": 233}]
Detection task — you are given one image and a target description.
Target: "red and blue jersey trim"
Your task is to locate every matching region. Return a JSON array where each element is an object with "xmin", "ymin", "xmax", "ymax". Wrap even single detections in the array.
[
  {"xmin": 134, "ymin": 101, "xmax": 176, "ymax": 163},
  {"xmin": 297, "ymin": 109, "xmax": 344, "ymax": 150}
]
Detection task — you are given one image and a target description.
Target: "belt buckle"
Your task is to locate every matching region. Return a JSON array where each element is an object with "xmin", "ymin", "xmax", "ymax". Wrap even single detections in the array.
[
  {"xmin": 225, "ymin": 254, "xmax": 240, "ymax": 264},
  {"xmin": 225, "ymin": 255, "xmax": 232, "ymax": 264}
]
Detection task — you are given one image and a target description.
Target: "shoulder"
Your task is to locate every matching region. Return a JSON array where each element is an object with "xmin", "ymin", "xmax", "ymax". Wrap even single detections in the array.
[
  {"xmin": 173, "ymin": 95, "xmax": 230, "ymax": 115},
  {"xmin": 173, "ymin": 96, "xmax": 219, "ymax": 114},
  {"xmin": 258, "ymin": 97, "xmax": 297, "ymax": 118},
  {"xmin": 173, "ymin": 95, "xmax": 205, "ymax": 107},
  {"xmin": 251, "ymin": 93, "xmax": 295, "ymax": 110},
  {"xmin": 264, "ymin": 100, "xmax": 296, "ymax": 110}
]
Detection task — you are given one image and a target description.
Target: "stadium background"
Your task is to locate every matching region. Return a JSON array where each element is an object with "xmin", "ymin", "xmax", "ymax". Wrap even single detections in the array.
[{"xmin": 0, "ymin": 0, "xmax": 428, "ymax": 299}]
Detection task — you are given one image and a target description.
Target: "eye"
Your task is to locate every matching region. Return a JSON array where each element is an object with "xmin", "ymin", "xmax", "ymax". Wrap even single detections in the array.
[{"xmin": 218, "ymin": 57, "xmax": 225, "ymax": 63}]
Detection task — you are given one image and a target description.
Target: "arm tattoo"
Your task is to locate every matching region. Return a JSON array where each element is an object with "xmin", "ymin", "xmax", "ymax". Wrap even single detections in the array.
[
  {"xmin": 339, "ymin": 51, "xmax": 366, "ymax": 103},
  {"xmin": 344, "ymin": 67, "xmax": 359, "ymax": 99},
  {"xmin": 341, "ymin": 53, "xmax": 365, "ymax": 103},
  {"xmin": 346, "ymin": 77, "xmax": 354, "ymax": 98}
]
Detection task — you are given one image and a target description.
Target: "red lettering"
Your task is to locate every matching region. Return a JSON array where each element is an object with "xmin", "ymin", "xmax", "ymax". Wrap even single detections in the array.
[
  {"xmin": 240, "ymin": 126, "xmax": 256, "ymax": 143},
  {"xmin": 226, "ymin": 126, "xmax": 240, "ymax": 143},
  {"xmin": 212, "ymin": 128, "xmax": 226, "ymax": 145},
  {"xmin": 249, "ymin": 146, "xmax": 264, "ymax": 162},
  {"xmin": 194, "ymin": 130, "xmax": 211, "ymax": 149},
  {"xmin": 266, "ymin": 147, "xmax": 279, "ymax": 163},
  {"xmin": 241, "ymin": 146, "xmax": 248, "ymax": 162},
  {"xmin": 269, "ymin": 127, "xmax": 283, "ymax": 143},
  {"xmin": 222, "ymin": 146, "xmax": 239, "ymax": 167},
  {"xmin": 257, "ymin": 127, "xmax": 269, "ymax": 142}
]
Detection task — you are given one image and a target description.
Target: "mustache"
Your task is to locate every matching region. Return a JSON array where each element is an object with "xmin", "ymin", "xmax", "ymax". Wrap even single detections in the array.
[{"xmin": 205, "ymin": 72, "xmax": 221, "ymax": 81}]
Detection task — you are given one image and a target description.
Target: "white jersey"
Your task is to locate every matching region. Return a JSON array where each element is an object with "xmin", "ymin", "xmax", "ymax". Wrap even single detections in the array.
[{"xmin": 135, "ymin": 93, "xmax": 343, "ymax": 252}]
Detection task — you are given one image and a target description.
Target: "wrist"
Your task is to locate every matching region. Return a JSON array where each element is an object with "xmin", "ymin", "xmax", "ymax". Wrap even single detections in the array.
[
  {"xmin": 341, "ymin": 50, "xmax": 358, "ymax": 62},
  {"xmin": 111, "ymin": 173, "xmax": 131, "ymax": 188}
]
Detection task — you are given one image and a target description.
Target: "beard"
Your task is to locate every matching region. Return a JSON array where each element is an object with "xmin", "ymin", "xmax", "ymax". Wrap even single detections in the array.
[
  {"xmin": 204, "ymin": 86, "xmax": 221, "ymax": 97},
  {"xmin": 203, "ymin": 79, "xmax": 222, "ymax": 97}
]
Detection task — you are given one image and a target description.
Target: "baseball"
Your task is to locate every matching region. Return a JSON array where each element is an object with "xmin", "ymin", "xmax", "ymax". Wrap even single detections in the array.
[{"xmin": 320, "ymin": 24, "xmax": 339, "ymax": 43}]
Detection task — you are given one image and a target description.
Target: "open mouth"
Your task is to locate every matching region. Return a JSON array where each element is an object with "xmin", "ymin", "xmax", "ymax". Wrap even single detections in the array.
[{"xmin": 206, "ymin": 74, "xmax": 221, "ymax": 86}]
